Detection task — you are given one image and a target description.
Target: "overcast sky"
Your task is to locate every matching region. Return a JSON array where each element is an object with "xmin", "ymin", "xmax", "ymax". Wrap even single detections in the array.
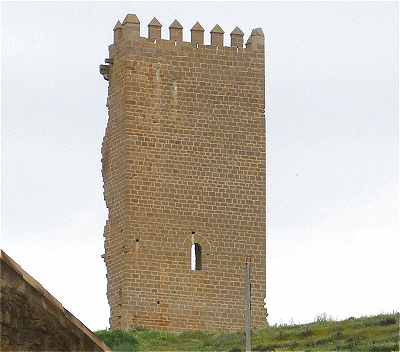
[{"xmin": 1, "ymin": 1, "xmax": 399, "ymax": 331}]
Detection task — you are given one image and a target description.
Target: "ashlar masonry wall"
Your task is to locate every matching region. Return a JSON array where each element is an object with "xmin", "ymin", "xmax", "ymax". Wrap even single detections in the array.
[{"xmin": 100, "ymin": 14, "xmax": 266, "ymax": 332}]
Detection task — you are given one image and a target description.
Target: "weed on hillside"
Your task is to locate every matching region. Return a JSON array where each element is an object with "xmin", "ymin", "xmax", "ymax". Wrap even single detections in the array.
[{"xmin": 96, "ymin": 312, "xmax": 399, "ymax": 351}]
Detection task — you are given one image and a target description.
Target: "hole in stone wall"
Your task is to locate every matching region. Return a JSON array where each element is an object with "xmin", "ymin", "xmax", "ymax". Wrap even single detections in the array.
[
  {"xmin": 135, "ymin": 239, "xmax": 139, "ymax": 242},
  {"xmin": 157, "ymin": 300, "xmax": 160, "ymax": 305},
  {"xmin": 196, "ymin": 43, "xmax": 199, "ymax": 49},
  {"xmin": 191, "ymin": 243, "xmax": 202, "ymax": 271}
]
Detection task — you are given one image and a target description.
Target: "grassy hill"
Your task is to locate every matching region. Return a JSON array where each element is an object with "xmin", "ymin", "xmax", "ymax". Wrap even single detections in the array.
[{"xmin": 95, "ymin": 312, "xmax": 399, "ymax": 351}]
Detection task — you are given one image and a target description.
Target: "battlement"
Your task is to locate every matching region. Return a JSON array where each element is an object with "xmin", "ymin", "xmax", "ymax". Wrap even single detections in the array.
[
  {"xmin": 110, "ymin": 14, "xmax": 264, "ymax": 51},
  {"xmin": 100, "ymin": 14, "xmax": 264, "ymax": 81}
]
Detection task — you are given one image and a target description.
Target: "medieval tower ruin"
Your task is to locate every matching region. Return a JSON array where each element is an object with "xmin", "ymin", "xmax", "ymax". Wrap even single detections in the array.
[{"xmin": 99, "ymin": 14, "xmax": 266, "ymax": 332}]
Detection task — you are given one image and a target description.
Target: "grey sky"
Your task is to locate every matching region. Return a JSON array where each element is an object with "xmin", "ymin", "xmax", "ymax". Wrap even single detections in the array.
[{"xmin": 1, "ymin": 2, "xmax": 398, "ymax": 330}]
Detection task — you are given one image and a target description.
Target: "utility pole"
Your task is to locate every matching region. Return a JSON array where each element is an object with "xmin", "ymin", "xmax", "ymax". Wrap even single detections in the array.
[{"xmin": 244, "ymin": 259, "xmax": 252, "ymax": 352}]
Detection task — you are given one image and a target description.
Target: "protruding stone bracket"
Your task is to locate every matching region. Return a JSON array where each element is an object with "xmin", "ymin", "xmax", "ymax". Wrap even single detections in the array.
[{"xmin": 100, "ymin": 64, "xmax": 111, "ymax": 81}]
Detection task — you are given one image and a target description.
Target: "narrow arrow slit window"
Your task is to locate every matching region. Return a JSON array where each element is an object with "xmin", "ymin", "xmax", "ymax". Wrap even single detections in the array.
[{"xmin": 191, "ymin": 243, "xmax": 202, "ymax": 271}]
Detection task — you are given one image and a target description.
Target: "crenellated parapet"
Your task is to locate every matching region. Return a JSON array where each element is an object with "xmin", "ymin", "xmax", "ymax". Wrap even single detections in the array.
[
  {"xmin": 100, "ymin": 14, "xmax": 264, "ymax": 80},
  {"xmin": 110, "ymin": 14, "xmax": 264, "ymax": 48}
]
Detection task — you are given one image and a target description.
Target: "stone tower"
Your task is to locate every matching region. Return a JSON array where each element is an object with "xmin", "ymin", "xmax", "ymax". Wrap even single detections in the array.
[{"xmin": 99, "ymin": 14, "xmax": 266, "ymax": 332}]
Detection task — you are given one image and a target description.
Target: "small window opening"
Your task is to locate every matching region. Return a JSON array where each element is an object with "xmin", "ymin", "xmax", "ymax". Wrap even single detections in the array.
[{"xmin": 191, "ymin": 243, "xmax": 202, "ymax": 271}]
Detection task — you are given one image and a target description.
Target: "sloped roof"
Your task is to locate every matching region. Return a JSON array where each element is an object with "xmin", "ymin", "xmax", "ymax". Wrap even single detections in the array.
[
  {"xmin": 231, "ymin": 26, "xmax": 244, "ymax": 36},
  {"xmin": 211, "ymin": 24, "xmax": 224, "ymax": 34},
  {"xmin": 148, "ymin": 17, "xmax": 162, "ymax": 27},
  {"xmin": 122, "ymin": 14, "xmax": 140, "ymax": 24},
  {"xmin": 191, "ymin": 21, "xmax": 205, "ymax": 31},
  {"xmin": 0, "ymin": 249, "xmax": 110, "ymax": 352},
  {"xmin": 169, "ymin": 19, "xmax": 183, "ymax": 29}
]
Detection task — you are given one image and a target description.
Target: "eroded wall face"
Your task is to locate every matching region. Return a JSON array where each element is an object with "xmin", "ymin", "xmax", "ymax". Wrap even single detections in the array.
[
  {"xmin": 0, "ymin": 260, "xmax": 104, "ymax": 352},
  {"xmin": 102, "ymin": 36, "xmax": 266, "ymax": 332}
]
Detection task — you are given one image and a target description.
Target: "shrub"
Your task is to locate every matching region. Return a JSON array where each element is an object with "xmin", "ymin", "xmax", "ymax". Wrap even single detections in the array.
[
  {"xmin": 113, "ymin": 341, "xmax": 137, "ymax": 352},
  {"xmin": 368, "ymin": 341, "xmax": 398, "ymax": 352},
  {"xmin": 275, "ymin": 330, "xmax": 288, "ymax": 340},
  {"xmin": 378, "ymin": 316, "xmax": 397, "ymax": 326},
  {"xmin": 299, "ymin": 326, "xmax": 312, "ymax": 337},
  {"xmin": 95, "ymin": 330, "xmax": 138, "ymax": 351},
  {"xmin": 314, "ymin": 312, "xmax": 331, "ymax": 323},
  {"xmin": 228, "ymin": 348, "xmax": 242, "ymax": 352},
  {"xmin": 313, "ymin": 336, "xmax": 335, "ymax": 346},
  {"xmin": 212, "ymin": 332, "xmax": 240, "ymax": 348},
  {"xmin": 253, "ymin": 345, "xmax": 274, "ymax": 352},
  {"xmin": 284, "ymin": 341, "xmax": 298, "ymax": 350}
]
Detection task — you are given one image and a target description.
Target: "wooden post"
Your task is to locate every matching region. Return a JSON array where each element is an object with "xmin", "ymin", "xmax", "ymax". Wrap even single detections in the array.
[{"xmin": 244, "ymin": 260, "xmax": 252, "ymax": 352}]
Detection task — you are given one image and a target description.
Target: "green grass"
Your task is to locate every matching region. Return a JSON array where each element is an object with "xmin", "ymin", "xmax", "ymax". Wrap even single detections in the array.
[{"xmin": 96, "ymin": 312, "xmax": 399, "ymax": 351}]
